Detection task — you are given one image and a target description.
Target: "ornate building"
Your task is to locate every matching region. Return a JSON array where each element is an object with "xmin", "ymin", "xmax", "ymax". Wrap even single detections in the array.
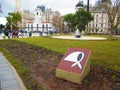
[
  {"xmin": 26, "ymin": 5, "xmax": 61, "ymax": 34},
  {"xmin": 21, "ymin": 10, "xmax": 34, "ymax": 30},
  {"xmin": 87, "ymin": 0, "xmax": 111, "ymax": 34},
  {"xmin": 74, "ymin": 0, "xmax": 115, "ymax": 34}
]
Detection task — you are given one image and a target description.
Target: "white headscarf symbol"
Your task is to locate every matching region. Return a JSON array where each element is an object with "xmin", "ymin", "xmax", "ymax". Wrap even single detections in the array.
[{"xmin": 64, "ymin": 51, "xmax": 84, "ymax": 69}]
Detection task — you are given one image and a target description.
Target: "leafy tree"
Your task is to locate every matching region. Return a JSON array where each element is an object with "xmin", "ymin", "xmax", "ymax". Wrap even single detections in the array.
[
  {"xmin": 74, "ymin": 9, "xmax": 93, "ymax": 32},
  {"xmin": 6, "ymin": 12, "xmax": 21, "ymax": 30},
  {"xmin": 63, "ymin": 13, "xmax": 75, "ymax": 33},
  {"xmin": 103, "ymin": 0, "xmax": 120, "ymax": 35},
  {"xmin": 63, "ymin": 9, "xmax": 93, "ymax": 34}
]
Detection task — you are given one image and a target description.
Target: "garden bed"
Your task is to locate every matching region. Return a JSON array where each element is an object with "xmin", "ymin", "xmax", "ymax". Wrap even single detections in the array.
[{"xmin": 0, "ymin": 40, "xmax": 120, "ymax": 90}]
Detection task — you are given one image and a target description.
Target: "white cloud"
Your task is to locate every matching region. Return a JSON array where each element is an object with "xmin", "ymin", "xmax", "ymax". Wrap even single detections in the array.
[
  {"xmin": 59, "ymin": 8, "xmax": 76, "ymax": 15},
  {"xmin": 0, "ymin": 17, "xmax": 7, "ymax": 25}
]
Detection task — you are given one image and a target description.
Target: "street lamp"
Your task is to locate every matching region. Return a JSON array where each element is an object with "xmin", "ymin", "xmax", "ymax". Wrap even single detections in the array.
[
  {"xmin": 87, "ymin": 0, "xmax": 89, "ymax": 13},
  {"xmin": 86, "ymin": 0, "xmax": 89, "ymax": 33}
]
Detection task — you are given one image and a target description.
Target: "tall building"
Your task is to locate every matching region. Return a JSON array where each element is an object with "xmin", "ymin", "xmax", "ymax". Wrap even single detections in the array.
[{"xmin": 21, "ymin": 10, "xmax": 34, "ymax": 30}]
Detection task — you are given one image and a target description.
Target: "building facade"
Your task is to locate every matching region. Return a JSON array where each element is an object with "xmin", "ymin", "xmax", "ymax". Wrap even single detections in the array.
[
  {"xmin": 21, "ymin": 10, "xmax": 34, "ymax": 30},
  {"xmin": 88, "ymin": 8, "xmax": 110, "ymax": 34},
  {"xmin": 25, "ymin": 5, "xmax": 61, "ymax": 34},
  {"xmin": 87, "ymin": 0, "xmax": 111, "ymax": 34},
  {"xmin": 75, "ymin": 0, "xmax": 114, "ymax": 34}
]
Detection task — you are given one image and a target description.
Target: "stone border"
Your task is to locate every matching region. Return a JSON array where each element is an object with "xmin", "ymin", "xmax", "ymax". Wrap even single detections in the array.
[{"xmin": 52, "ymin": 36, "xmax": 107, "ymax": 40}]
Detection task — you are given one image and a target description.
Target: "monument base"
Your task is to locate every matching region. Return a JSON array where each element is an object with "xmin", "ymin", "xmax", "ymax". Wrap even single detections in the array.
[
  {"xmin": 75, "ymin": 29, "xmax": 81, "ymax": 38},
  {"xmin": 56, "ymin": 58, "xmax": 91, "ymax": 84},
  {"xmin": 75, "ymin": 35, "xmax": 81, "ymax": 38},
  {"xmin": 56, "ymin": 48, "xmax": 91, "ymax": 84}
]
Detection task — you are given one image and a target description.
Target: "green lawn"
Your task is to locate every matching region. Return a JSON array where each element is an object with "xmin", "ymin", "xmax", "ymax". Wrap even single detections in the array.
[{"xmin": 15, "ymin": 36, "xmax": 120, "ymax": 72}]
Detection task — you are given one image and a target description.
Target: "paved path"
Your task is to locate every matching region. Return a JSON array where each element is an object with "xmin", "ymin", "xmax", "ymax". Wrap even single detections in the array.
[{"xmin": 0, "ymin": 52, "xmax": 26, "ymax": 90}]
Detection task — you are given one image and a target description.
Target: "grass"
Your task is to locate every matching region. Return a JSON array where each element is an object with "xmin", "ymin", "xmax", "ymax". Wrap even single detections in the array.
[{"xmin": 14, "ymin": 35, "xmax": 120, "ymax": 72}]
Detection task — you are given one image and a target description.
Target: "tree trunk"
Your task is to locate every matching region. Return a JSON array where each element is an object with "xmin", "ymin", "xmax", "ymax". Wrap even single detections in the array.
[{"xmin": 110, "ymin": 25, "xmax": 115, "ymax": 35}]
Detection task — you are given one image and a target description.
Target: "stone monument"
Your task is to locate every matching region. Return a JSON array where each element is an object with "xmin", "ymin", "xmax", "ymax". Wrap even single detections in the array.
[
  {"xmin": 56, "ymin": 48, "xmax": 91, "ymax": 84},
  {"xmin": 75, "ymin": 29, "xmax": 81, "ymax": 38}
]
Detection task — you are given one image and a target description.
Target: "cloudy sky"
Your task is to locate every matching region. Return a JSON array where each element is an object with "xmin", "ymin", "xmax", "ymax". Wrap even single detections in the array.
[{"xmin": 0, "ymin": 0, "xmax": 97, "ymax": 17}]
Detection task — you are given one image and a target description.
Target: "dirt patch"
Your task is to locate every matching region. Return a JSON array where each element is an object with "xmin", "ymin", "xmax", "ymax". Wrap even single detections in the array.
[{"xmin": 0, "ymin": 40, "xmax": 120, "ymax": 90}]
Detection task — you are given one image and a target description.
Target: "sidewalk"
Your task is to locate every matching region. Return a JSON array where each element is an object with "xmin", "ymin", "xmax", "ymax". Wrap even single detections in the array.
[{"xmin": 0, "ymin": 52, "xmax": 26, "ymax": 90}]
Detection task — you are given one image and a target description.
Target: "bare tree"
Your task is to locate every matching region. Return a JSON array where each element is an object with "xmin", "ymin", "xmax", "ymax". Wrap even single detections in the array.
[
  {"xmin": 53, "ymin": 15, "xmax": 62, "ymax": 33},
  {"xmin": 103, "ymin": 0, "xmax": 120, "ymax": 35}
]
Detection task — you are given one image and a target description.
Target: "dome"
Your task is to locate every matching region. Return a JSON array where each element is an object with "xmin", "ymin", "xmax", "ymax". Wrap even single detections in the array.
[{"xmin": 76, "ymin": 1, "xmax": 84, "ymax": 7}]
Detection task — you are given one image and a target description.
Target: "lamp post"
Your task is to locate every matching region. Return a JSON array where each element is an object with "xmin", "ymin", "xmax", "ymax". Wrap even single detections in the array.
[
  {"xmin": 86, "ymin": 0, "xmax": 90, "ymax": 33},
  {"xmin": 87, "ymin": 0, "xmax": 89, "ymax": 13}
]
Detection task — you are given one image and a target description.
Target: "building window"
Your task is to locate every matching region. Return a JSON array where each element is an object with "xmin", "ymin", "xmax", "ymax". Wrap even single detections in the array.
[
  {"xmin": 101, "ymin": 24, "xmax": 103, "ymax": 27},
  {"xmin": 96, "ymin": 24, "xmax": 98, "ymax": 27},
  {"xmin": 92, "ymin": 30, "xmax": 94, "ymax": 32},
  {"xmin": 96, "ymin": 29, "xmax": 98, "ymax": 32},
  {"xmin": 37, "ymin": 12, "xmax": 38, "ymax": 15},
  {"xmin": 46, "ymin": 24, "xmax": 48, "ymax": 31},
  {"xmin": 37, "ymin": 24, "xmax": 38, "ymax": 31},
  {"xmin": 101, "ymin": 19, "xmax": 103, "ymax": 23},
  {"xmin": 89, "ymin": 24, "xmax": 91, "ymax": 27},
  {"xmin": 31, "ymin": 24, "xmax": 33, "ymax": 30},
  {"xmin": 96, "ymin": 15, "xmax": 98, "ymax": 17},
  {"xmin": 28, "ymin": 24, "xmax": 30, "ymax": 31},
  {"xmin": 96, "ymin": 19, "xmax": 98, "ymax": 23},
  {"xmin": 102, "ymin": 14, "xmax": 103, "ymax": 17},
  {"xmin": 42, "ymin": 24, "xmax": 44, "ymax": 31}
]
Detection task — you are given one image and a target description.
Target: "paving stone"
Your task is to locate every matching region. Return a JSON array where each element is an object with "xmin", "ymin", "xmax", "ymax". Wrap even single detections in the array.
[
  {"xmin": 0, "ymin": 60, "xmax": 8, "ymax": 64},
  {"xmin": 1, "ymin": 85, "xmax": 20, "ymax": 90},
  {"xmin": 0, "ymin": 52, "xmax": 26, "ymax": 90},
  {"xmin": 1, "ymin": 79, "xmax": 18, "ymax": 88},
  {"xmin": 0, "ymin": 66, "xmax": 11, "ymax": 73},
  {"xmin": 0, "ymin": 69, "xmax": 13, "ymax": 75},
  {"xmin": 0, "ymin": 73, "xmax": 15, "ymax": 81},
  {"xmin": 0, "ymin": 64, "xmax": 8, "ymax": 67},
  {"xmin": 0, "ymin": 81, "xmax": 1, "ymax": 90}
]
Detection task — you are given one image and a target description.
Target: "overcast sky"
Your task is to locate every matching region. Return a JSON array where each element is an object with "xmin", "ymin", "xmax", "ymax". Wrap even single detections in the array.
[{"xmin": 0, "ymin": 0, "xmax": 97, "ymax": 17}]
